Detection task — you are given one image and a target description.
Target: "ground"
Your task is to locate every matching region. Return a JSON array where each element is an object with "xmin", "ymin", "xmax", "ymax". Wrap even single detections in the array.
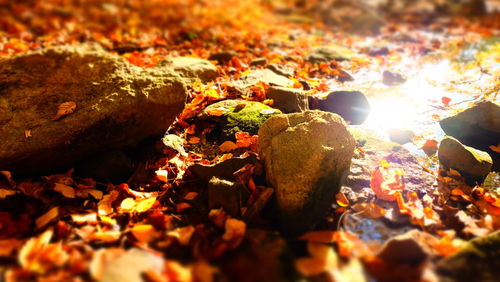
[{"xmin": 0, "ymin": 1, "xmax": 499, "ymax": 281}]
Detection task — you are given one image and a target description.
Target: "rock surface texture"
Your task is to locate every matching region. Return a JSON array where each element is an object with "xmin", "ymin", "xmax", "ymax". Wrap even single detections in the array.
[
  {"xmin": 0, "ymin": 44, "xmax": 191, "ymax": 176},
  {"xmin": 258, "ymin": 110, "xmax": 356, "ymax": 235}
]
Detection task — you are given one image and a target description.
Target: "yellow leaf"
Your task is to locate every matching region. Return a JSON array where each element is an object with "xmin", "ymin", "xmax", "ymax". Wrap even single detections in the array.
[
  {"xmin": 120, "ymin": 198, "xmax": 136, "ymax": 213},
  {"xmin": 135, "ymin": 197, "xmax": 156, "ymax": 213},
  {"xmin": 130, "ymin": 224, "xmax": 156, "ymax": 244}
]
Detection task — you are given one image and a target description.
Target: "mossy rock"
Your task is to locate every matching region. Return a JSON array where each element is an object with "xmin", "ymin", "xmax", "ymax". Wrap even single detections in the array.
[{"xmin": 201, "ymin": 100, "xmax": 281, "ymax": 140}]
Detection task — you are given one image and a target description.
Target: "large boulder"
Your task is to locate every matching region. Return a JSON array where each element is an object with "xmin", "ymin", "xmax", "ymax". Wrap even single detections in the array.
[
  {"xmin": 258, "ymin": 110, "xmax": 356, "ymax": 235},
  {"xmin": 439, "ymin": 101, "xmax": 499, "ymax": 170},
  {"xmin": 438, "ymin": 136, "xmax": 492, "ymax": 185},
  {"xmin": 0, "ymin": 44, "xmax": 188, "ymax": 176}
]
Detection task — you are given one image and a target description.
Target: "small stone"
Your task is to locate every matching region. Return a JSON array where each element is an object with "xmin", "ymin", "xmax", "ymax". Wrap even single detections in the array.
[
  {"xmin": 249, "ymin": 57, "xmax": 267, "ymax": 67},
  {"xmin": 388, "ymin": 128, "xmax": 415, "ymax": 144},
  {"xmin": 267, "ymin": 86, "xmax": 308, "ymax": 113},
  {"xmin": 258, "ymin": 110, "xmax": 356, "ymax": 235},
  {"xmin": 367, "ymin": 46, "xmax": 390, "ymax": 56},
  {"xmin": 438, "ymin": 136, "xmax": 493, "ymax": 185},
  {"xmin": 305, "ymin": 45, "xmax": 356, "ymax": 63},
  {"xmin": 378, "ymin": 230, "xmax": 432, "ymax": 266},
  {"xmin": 266, "ymin": 64, "xmax": 294, "ymax": 77},
  {"xmin": 208, "ymin": 51, "xmax": 236, "ymax": 64},
  {"xmin": 208, "ymin": 176, "xmax": 249, "ymax": 217},
  {"xmin": 315, "ymin": 91, "xmax": 371, "ymax": 125},
  {"xmin": 439, "ymin": 101, "xmax": 500, "ymax": 171},
  {"xmin": 382, "ymin": 70, "xmax": 406, "ymax": 86}
]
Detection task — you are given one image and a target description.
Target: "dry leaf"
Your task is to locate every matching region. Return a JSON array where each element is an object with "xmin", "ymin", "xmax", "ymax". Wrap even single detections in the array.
[
  {"xmin": 53, "ymin": 183, "xmax": 75, "ymax": 198},
  {"xmin": 0, "ymin": 188, "xmax": 16, "ymax": 199},
  {"xmin": 219, "ymin": 141, "xmax": 238, "ymax": 152},
  {"xmin": 352, "ymin": 202, "xmax": 386, "ymax": 218},
  {"xmin": 51, "ymin": 101, "xmax": 77, "ymax": 120},
  {"xmin": 168, "ymin": 225, "xmax": 195, "ymax": 246},
  {"xmin": 36, "ymin": 207, "xmax": 59, "ymax": 228},
  {"xmin": 131, "ymin": 224, "xmax": 157, "ymax": 244}
]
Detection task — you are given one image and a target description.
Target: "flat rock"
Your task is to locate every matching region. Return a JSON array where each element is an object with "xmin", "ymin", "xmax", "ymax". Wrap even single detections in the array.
[
  {"xmin": 267, "ymin": 86, "xmax": 308, "ymax": 113},
  {"xmin": 0, "ymin": 44, "xmax": 187, "ymax": 176},
  {"xmin": 346, "ymin": 129, "xmax": 436, "ymax": 196},
  {"xmin": 439, "ymin": 101, "xmax": 500, "ymax": 171},
  {"xmin": 312, "ymin": 91, "xmax": 371, "ymax": 125},
  {"xmin": 305, "ymin": 45, "xmax": 356, "ymax": 63},
  {"xmin": 438, "ymin": 136, "xmax": 492, "ymax": 185},
  {"xmin": 258, "ymin": 110, "xmax": 356, "ymax": 235}
]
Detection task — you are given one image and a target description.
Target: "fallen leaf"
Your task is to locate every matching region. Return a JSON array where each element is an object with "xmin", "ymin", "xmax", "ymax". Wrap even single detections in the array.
[
  {"xmin": 53, "ymin": 183, "xmax": 75, "ymax": 198},
  {"xmin": 370, "ymin": 166, "xmax": 405, "ymax": 201},
  {"xmin": 0, "ymin": 188, "xmax": 16, "ymax": 199},
  {"xmin": 489, "ymin": 143, "xmax": 500, "ymax": 153},
  {"xmin": 352, "ymin": 203, "xmax": 386, "ymax": 218},
  {"xmin": 51, "ymin": 101, "xmax": 77, "ymax": 120},
  {"xmin": 336, "ymin": 192, "xmax": 349, "ymax": 207},
  {"xmin": 219, "ymin": 141, "xmax": 238, "ymax": 152},
  {"xmin": 441, "ymin": 96, "xmax": 451, "ymax": 106},
  {"xmin": 36, "ymin": 207, "xmax": 59, "ymax": 228},
  {"xmin": 168, "ymin": 225, "xmax": 195, "ymax": 246}
]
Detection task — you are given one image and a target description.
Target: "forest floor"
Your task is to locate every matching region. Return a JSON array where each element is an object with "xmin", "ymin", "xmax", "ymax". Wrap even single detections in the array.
[{"xmin": 0, "ymin": 1, "xmax": 499, "ymax": 281}]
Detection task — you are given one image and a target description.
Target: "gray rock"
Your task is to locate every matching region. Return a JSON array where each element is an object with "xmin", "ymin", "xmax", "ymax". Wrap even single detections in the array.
[
  {"xmin": 161, "ymin": 56, "xmax": 217, "ymax": 83},
  {"xmin": 437, "ymin": 231, "xmax": 500, "ymax": 282},
  {"xmin": 438, "ymin": 136, "xmax": 492, "ymax": 185},
  {"xmin": 439, "ymin": 101, "xmax": 500, "ymax": 171},
  {"xmin": 382, "ymin": 70, "xmax": 406, "ymax": 86},
  {"xmin": 305, "ymin": 45, "xmax": 356, "ymax": 63},
  {"xmin": 200, "ymin": 99, "xmax": 281, "ymax": 140},
  {"xmin": 314, "ymin": 91, "xmax": 371, "ymax": 125},
  {"xmin": 388, "ymin": 128, "xmax": 415, "ymax": 144},
  {"xmin": 267, "ymin": 86, "xmax": 308, "ymax": 113},
  {"xmin": 0, "ymin": 44, "xmax": 187, "ymax": 176},
  {"xmin": 258, "ymin": 110, "xmax": 356, "ymax": 235},
  {"xmin": 208, "ymin": 176, "xmax": 249, "ymax": 217},
  {"xmin": 266, "ymin": 64, "xmax": 294, "ymax": 77}
]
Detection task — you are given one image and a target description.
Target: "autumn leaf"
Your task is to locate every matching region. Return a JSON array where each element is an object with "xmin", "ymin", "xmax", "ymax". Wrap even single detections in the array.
[
  {"xmin": 489, "ymin": 143, "xmax": 500, "ymax": 153},
  {"xmin": 441, "ymin": 96, "xmax": 451, "ymax": 106},
  {"xmin": 370, "ymin": 166, "xmax": 405, "ymax": 201},
  {"xmin": 51, "ymin": 101, "xmax": 77, "ymax": 120}
]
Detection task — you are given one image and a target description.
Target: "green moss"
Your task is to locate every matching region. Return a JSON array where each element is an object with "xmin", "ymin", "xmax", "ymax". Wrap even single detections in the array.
[{"xmin": 223, "ymin": 101, "xmax": 281, "ymax": 137}]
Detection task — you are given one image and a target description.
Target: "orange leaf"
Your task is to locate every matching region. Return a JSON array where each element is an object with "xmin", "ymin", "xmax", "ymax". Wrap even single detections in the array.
[
  {"xmin": 219, "ymin": 141, "xmax": 238, "ymax": 152},
  {"xmin": 336, "ymin": 192, "xmax": 349, "ymax": 207},
  {"xmin": 52, "ymin": 101, "xmax": 77, "ymax": 120},
  {"xmin": 370, "ymin": 166, "xmax": 405, "ymax": 201},
  {"xmin": 441, "ymin": 96, "xmax": 451, "ymax": 106},
  {"xmin": 489, "ymin": 143, "xmax": 500, "ymax": 153},
  {"xmin": 206, "ymin": 107, "xmax": 230, "ymax": 116}
]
